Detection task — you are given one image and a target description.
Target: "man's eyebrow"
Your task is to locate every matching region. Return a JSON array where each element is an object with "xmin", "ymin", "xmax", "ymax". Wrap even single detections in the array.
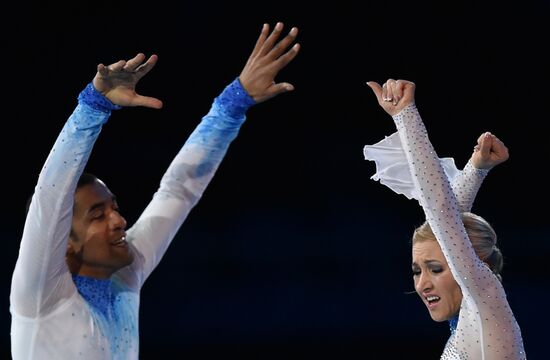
[{"xmin": 87, "ymin": 195, "xmax": 117, "ymax": 214}]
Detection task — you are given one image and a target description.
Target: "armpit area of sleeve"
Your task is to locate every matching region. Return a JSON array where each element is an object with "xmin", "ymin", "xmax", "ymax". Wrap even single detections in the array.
[
  {"xmin": 363, "ymin": 132, "xmax": 419, "ymax": 200},
  {"xmin": 363, "ymin": 132, "xmax": 460, "ymax": 201}
]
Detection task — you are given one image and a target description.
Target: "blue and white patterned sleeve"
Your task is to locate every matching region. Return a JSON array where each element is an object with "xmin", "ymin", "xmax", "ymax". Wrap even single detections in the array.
[
  {"xmin": 120, "ymin": 78, "xmax": 255, "ymax": 286},
  {"xmin": 10, "ymin": 83, "xmax": 114, "ymax": 317}
]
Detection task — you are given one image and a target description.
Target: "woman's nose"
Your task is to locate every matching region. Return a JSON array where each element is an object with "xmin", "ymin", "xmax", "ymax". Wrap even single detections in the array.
[{"xmin": 416, "ymin": 272, "xmax": 432, "ymax": 293}]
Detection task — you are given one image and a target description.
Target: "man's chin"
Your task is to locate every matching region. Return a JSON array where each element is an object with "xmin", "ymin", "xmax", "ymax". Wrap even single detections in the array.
[{"xmin": 123, "ymin": 251, "xmax": 135, "ymax": 267}]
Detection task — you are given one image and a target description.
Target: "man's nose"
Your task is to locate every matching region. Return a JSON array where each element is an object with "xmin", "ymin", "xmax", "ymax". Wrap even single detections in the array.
[{"xmin": 110, "ymin": 211, "xmax": 127, "ymax": 230}]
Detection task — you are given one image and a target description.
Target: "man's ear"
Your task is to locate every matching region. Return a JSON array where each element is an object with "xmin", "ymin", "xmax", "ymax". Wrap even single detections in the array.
[
  {"xmin": 66, "ymin": 237, "xmax": 82, "ymax": 274},
  {"xmin": 67, "ymin": 241, "xmax": 76, "ymax": 255},
  {"xmin": 67, "ymin": 231, "xmax": 82, "ymax": 254}
]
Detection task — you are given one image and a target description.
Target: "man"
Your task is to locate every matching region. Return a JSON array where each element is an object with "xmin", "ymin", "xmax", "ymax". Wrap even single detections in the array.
[{"xmin": 10, "ymin": 22, "xmax": 299, "ymax": 359}]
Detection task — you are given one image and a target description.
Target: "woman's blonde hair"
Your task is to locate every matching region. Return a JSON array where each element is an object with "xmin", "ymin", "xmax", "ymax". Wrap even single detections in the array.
[{"xmin": 412, "ymin": 212, "xmax": 503, "ymax": 281}]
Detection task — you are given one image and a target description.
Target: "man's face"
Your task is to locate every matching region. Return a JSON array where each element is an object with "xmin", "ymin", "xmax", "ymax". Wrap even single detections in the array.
[{"xmin": 68, "ymin": 179, "xmax": 133, "ymax": 278}]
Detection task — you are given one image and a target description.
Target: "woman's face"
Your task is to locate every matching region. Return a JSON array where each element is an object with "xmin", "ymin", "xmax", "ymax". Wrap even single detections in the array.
[{"xmin": 412, "ymin": 240, "xmax": 462, "ymax": 322}]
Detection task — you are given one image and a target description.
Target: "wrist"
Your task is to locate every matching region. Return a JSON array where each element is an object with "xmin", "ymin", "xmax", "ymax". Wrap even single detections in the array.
[{"xmin": 78, "ymin": 82, "xmax": 122, "ymax": 112}]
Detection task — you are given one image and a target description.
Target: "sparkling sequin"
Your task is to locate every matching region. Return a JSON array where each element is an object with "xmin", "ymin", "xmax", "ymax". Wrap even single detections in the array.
[
  {"xmin": 213, "ymin": 77, "xmax": 256, "ymax": 119},
  {"xmin": 78, "ymin": 82, "xmax": 122, "ymax": 112},
  {"xmin": 73, "ymin": 275, "xmax": 115, "ymax": 320}
]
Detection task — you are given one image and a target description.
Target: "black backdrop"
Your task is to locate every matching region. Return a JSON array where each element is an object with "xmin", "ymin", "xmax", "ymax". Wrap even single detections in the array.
[{"xmin": 3, "ymin": 1, "xmax": 548, "ymax": 358}]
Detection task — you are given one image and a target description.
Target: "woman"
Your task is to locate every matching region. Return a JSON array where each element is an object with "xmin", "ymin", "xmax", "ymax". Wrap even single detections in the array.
[{"xmin": 363, "ymin": 79, "xmax": 526, "ymax": 359}]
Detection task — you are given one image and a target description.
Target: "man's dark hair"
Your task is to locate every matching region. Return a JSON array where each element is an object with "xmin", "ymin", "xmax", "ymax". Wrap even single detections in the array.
[
  {"xmin": 26, "ymin": 172, "xmax": 99, "ymax": 215},
  {"xmin": 77, "ymin": 172, "xmax": 99, "ymax": 189}
]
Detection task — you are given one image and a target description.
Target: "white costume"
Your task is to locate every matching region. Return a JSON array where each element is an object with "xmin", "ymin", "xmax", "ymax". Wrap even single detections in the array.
[{"xmin": 364, "ymin": 104, "xmax": 526, "ymax": 359}]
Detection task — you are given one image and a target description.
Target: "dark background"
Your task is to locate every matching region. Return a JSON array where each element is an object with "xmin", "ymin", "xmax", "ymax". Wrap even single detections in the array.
[{"xmin": 3, "ymin": 1, "xmax": 548, "ymax": 358}]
